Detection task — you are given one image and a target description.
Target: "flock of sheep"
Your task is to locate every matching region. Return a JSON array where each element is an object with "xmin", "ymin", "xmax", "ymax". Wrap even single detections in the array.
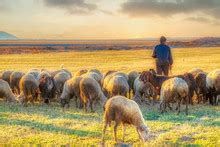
[{"xmin": 0, "ymin": 67, "xmax": 219, "ymax": 142}]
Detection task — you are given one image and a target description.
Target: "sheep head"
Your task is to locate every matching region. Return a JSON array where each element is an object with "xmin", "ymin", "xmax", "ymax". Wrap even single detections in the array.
[{"xmin": 137, "ymin": 124, "xmax": 149, "ymax": 142}]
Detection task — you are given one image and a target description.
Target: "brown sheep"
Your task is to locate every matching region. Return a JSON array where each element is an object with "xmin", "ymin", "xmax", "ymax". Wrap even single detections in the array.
[
  {"xmin": 128, "ymin": 71, "xmax": 139, "ymax": 98},
  {"xmin": 18, "ymin": 74, "xmax": 40, "ymax": 106},
  {"xmin": 133, "ymin": 77, "xmax": 157, "ymax": 105},
  {"xmin": 10, "ymin": 71, "xmax": 25, "ymax": 94},
  {"xmin": 0, "ymin": 70, "xmax": 13, "ymax": 85},
  {"xmin": 0, "ymin": 79, "xmax": 17, "ymax": 102},
  {"xmin": 80, "ymin": 77, "xmax": 107, "ymax": 112},
  {"xmin": 102, "ymin": 96, "xmax": 149, "ymax": 142},
  {"xmin": 194, "ymin": 72, "xmax": 207, "ymax": 103},
  {"xmin": 39, "ymin": 76, "xmax": 56, "ymax": 104},
  {"xmin": 82, "ymin": 72, "xmax": 102, "ymax": 86},
  {"xmin": 189, "ymin": 68, "xmax": 204, "ymax": 78},
  {"xmin": 60, "ymin": 76, "xmax": 83, "ymax": 109},
  {"xmin": 88, "ymin": 69, "xmax": 103, "ymax": 78}
]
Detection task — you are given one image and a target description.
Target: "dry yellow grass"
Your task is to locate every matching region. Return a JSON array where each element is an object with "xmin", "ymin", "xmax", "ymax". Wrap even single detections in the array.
[{"xmin": 0, "ymin": 47, "xmax": 219, "ymax": 74}]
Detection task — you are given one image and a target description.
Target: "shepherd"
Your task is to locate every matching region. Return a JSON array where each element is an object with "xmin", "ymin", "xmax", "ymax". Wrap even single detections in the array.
[{"xmin": 152, "ymin": 36, "xmax": 173, "ymax": 76}]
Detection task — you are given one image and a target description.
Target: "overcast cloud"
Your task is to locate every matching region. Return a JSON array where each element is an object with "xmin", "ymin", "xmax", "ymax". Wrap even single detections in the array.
[
  {"xmin": 43, "ymin": 0, "xmax": 98, "ymax": 14},
  {"xmin": 120, "ymin": 0, "xmax": 220, "ymax": 20}
]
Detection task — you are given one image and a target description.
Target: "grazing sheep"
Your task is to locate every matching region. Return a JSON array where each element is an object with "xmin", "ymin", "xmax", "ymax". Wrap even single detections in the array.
[
  {"xmin": 0, "ymin": 79, "xmax": 17, "ymax": 102},
  {"xmin": 189, "ymin": 68, "xmax": 204, "ymax": 78},
  {"xmin": 37, "ymin": 71, "xmax": 51, "ymax": 81},
  {"xmin": 88, "ymin": 69, "xmax": 103, "ymax": 78},
  {"xmin": 74, "ymin": 69, "xmax": 88, "ymax": 77},
  {"xmin": 80, "ymin": 77, "xmax": 107, "ymax": 112},
  {"xmin": 206, "ymin": 69, "xmax": 220, "ymax": 105},
  {"xmin": 160, "ymin": 77, "xmax": 189, "ymax": 115},
  {"xmin": 102, "ymin": 96, "xmax": 149, "ymax": 142},
  {"xmin": 177, "ymin": 73, "xmax": 197, "ymax": 105},
  {"xmin": 27, "ymin": 69, "xmax": 40, "ymax": 80},
  {"xmin": 54, "ymin": 71, "xmax": 71, "ymax": 98},
  {"xmin": 139, "ymin": 70, "xmax": 169, "ymax": 94},
  {"xmin": 0, "ymin": 70, "xmax": 13, "ymax": 85},
  {"xmin": 194, "ymin": 72, "xmax": 207, "ymax": 103},
  {"xmin": 18, "ymin": 74, "xmax": 40, "ymax": 106},
  {"xmin": 133, "ymin": 77, "xmax": 157, "ymax": 105},
  {"xmin": 83, "ymin": 72, "xmax": 102, "ymax": 86},
  {"xmin": 60, "ymin": 76, "xmax": 83, "ymax": 108},
  {"xmin": 103, "ymin": 70, "xmax": 116, "ymax": 78},
  {"xmin": 39, "ymin": 76, "xmax": 56, "ymax": 104},
  {"xmin": 50, "ymin": 69, "xmax": 72, "ymax": 78},
  {"xmin": 105, "ymin": 75, "xmax": 129, "ymax": 98},
  {"xmin": 128, "ymin": 71, "xmax": 139, "ymax": 98},
  {"xmin": 10, "ymin": 71, "xmax": 25, "ymax": 94}
]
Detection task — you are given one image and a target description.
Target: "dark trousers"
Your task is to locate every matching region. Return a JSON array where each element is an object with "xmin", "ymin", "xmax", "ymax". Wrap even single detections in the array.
[{"xmin": 156, "ymin": 60, "xmax": 170, "ymax": 76}]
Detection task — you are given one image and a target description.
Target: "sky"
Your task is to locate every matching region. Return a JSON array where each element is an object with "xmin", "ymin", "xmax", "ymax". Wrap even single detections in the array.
[{"xmin": 0, "ymin": 0, "xmax": 220, "ymax": 39}]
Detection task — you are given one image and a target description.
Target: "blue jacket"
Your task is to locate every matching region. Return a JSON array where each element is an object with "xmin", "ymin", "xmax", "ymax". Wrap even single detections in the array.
[{"xmin": 152, "ymin": 44, "xmax": 173, "ymax": 65}]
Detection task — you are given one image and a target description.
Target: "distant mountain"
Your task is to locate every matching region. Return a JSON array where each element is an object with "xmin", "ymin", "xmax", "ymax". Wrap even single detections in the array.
[{"xmin": 0, "ymin": 31, "xmax": 18, "ymax": 40}]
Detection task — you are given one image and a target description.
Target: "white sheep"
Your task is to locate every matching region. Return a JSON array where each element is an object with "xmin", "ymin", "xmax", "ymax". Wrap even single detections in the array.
[
  {"xmin": 102, "ymin": 95, "xmax": 149, "ymax": 142},
  {"xmin": 0, "ymin": 79, "xmax": 17, "ymax": 102},
  {"xmin": 206, "ymin": 69, "xmax": 220, "ymax": 105},
  {"xmin": 160, "ymin": 77, "xmax": 189, "ymax": 115}
]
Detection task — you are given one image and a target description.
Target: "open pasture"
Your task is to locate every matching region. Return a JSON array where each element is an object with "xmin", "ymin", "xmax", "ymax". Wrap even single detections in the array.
[{"xmin": 0, "ymin": 47, "xmax": 220, "ymax": 145}]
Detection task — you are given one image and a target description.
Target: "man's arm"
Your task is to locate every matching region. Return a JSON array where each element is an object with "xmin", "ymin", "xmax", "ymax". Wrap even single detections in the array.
[
  {"xmin": 168, "ymin": 47, "xmax": 173, "ymax": 65},
  {"xmin": 152, "ymin": 47, "xmax": 157, "ymax": 58}
]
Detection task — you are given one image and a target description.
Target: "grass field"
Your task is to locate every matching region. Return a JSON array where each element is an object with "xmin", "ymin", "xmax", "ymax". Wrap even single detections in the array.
[{"xmin": 0, "ymin": 47, "xmax": 220, "ymax": 146}]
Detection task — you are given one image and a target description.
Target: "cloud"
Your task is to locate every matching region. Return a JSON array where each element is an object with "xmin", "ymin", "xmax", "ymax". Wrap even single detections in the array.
[
  {"xmin": 43, "ymin": 0, "xmax": 98, "ymax": 14},
  {"xmin": 120, "ymin": 0, "xmax": 220, "ymax": 19},
  {"xmin": 185, "ymin": 16, "xmax": 210, "ymax": 23}
]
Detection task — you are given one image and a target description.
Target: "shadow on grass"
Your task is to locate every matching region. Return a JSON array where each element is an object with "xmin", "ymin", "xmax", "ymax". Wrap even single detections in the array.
[
  {"xmin": 143, "ymin": 105, "xmax": 220, "ymax": 127},
  {"xmin": 0, "ymin": 103, "xmax": 101, "ymax": 121},
  {"xmin": 0, "ymin": 117, "xmax": 100, "ymax": 137}
]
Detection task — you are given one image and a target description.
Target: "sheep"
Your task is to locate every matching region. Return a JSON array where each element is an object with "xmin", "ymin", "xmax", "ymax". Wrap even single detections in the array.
[
  {"xmin": 39, "ymin": 76, "xmax": 56, "ymax": 104},
  {"xmin": 37, "ymin": 71, "xmax": 51, "ymax": 81},
  {"xmin": 0, "ymin": 79, "xmax": 17, "ymax": 102},
  {"xmin": 88, "ymin": 69, "xmax": 103, "ymax": 78},
  {"xmin": 60, "ymin": 76, "xmax": 83, "ymax": 109},
  {"xmin": 139, "ymin": 70, "xmax": 169, "ymax": 94},
  {"xmin": 18, "ymin": 74, "xmax": 40, "ymax": 106},
  {"xmin": 10, "ymin": 71, "xmax": 25, "ymax": 94},
  {"xmin": 103, "ymin": 70, "xmax": 116, "ymax": 79},
  {"xmin": 133, "ymin": 77, "xmax": 157, "ymax": 105},
  {"xmin": 128, "ymin": 71, "xmax": 140, "ymax": 98},
  {"xmin": 177, "ymin": 73, "xmax": 197, "ymax": 105},
  {"xmin": 50, "ymin": 69, "xmax": 72, "ymax": 78},
  {"xmin": 189, "ymin": 68, "xmax": 204, "ymax": 78},
  {"xmin": 206, "ymin": 69, "xmax": 220, "ymax": 105},
  {"xmin": 54, "ymin": 71, "xmax": 71, "ymax": 98},
  {"xmin": 27, "ymin": 69, "xmax": 40, "ymax": 80},
  {"xmin": 0, "ymin": 70, "xmax": 13, "ymax": 85},
  {"xmin": 102, "ymin": 96, "xmax": 149, "ymax": 142},
  {"xmin": 194, "ymin": 72, "xmax": 208, "ymax": 103},
  {"xmin": 105, "ymin": 75, "xmax": 129, "ymax": 98},
  {"xmin": 80, "ymin": 77, "xmax": 107, "ymax": 112},
  {"xmin": 82, "ymin": 72, "xmax": 102, "ymax": 86},
  {"xmin": 160, "ymin": 77, "xmax": 189, "ymax": 115},
  {"xmin": 74, "ymin": 69, "xmax": 88, "ymax": 77},
  {"xmin": 102, "ymin": 71, "xmax": 128, "ymax": 97}
]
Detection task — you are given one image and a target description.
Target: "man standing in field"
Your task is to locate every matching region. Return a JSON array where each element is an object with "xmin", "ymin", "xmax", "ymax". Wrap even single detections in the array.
[{"xmin": 152, "ymin": 36, "xmax": 173, "ymax": 76}]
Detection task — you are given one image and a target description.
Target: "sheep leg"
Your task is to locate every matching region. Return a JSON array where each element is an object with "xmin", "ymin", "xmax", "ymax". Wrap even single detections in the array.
[
  {"xmin": 83, "ymin": 102, "xmax": 88, "ymax": 113},
  {"xmin": 185, "ymin": 97, "xmax": 188, "ymax": 115},
  {"xmin": 90, "ymin": 99, "xmax": 94, "ymax": 113},
  {"xmin": 74, "ymin": 96, "xmax": 78, "ymax": 108},
  {"xmin": 102, "ymin": 123, "xmax": 107, "ymax": 142},
  {"xmin": 177, "ymin": 100, "xmax": 181, "ymax": 115},
  {"xmin": 113, "ymin": 122, "xmax": 119, "ymax": 142}
]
